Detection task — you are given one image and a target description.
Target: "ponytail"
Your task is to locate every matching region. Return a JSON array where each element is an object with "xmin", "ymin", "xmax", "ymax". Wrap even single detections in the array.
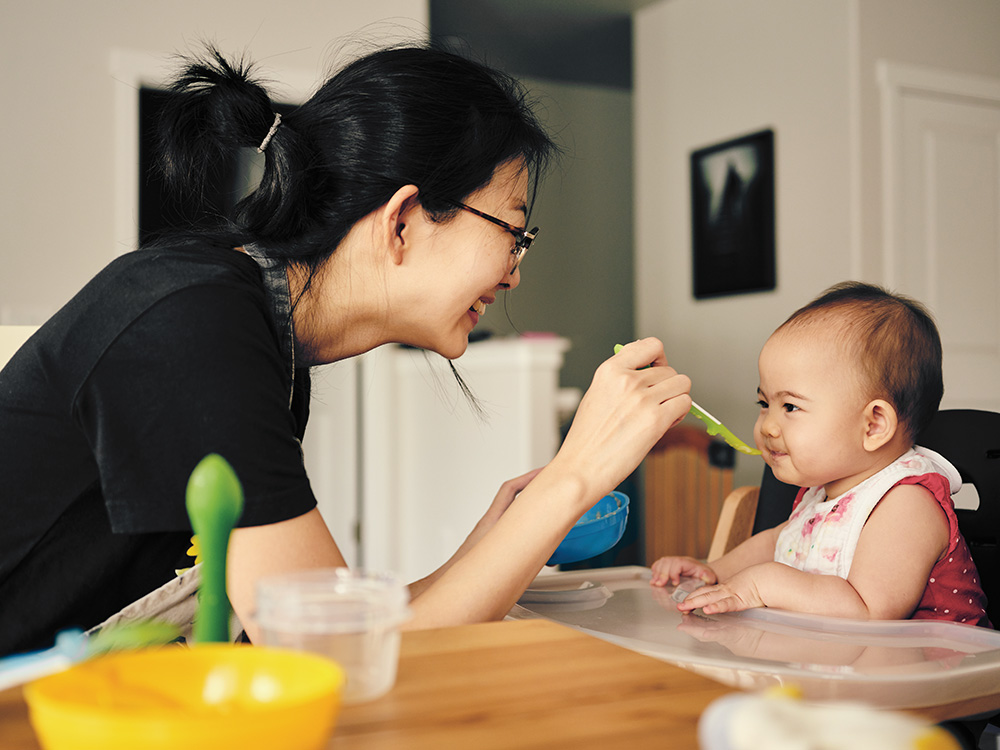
[{"xmin": 156, "ymin": 47, "xmax": 274, "ymax": 206}]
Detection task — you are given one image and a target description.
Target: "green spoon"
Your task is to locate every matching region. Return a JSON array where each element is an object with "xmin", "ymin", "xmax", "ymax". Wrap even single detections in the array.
[
  {"xmin": 688, "ymin": 401, "xmax": 761, "ymax": 456},
  {"xmin": 185, "ymin": 453, "xmax": 244, "ymax": 644},
  {"xmin": 613, "ymin": 344, "xmax": 761, "ymax": 456}
]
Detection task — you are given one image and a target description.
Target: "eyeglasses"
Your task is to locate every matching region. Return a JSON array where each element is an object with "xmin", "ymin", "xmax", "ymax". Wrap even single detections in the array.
[{"xmin": 442, "ymin": 199, "xmax": 538, "ymax": 274}]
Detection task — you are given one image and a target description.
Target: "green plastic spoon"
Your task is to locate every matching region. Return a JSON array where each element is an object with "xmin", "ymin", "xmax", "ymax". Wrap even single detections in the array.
[
  {"xmin": 185, "ymin": 453, "xmax": 245, "ymax": 644},
  {"xmin": 688, "ymin": 401, "xmax": 761, "ymax": 456},
  {"xmin": 614, "ymin": 344, "xmax": 761, "ymax": 456}
]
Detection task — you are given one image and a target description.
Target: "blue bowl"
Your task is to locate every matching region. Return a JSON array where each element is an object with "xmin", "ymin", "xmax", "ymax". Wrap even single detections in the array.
[{"xmin": 547, "ymin": 491, "xmax": 630, "ymax": 566}]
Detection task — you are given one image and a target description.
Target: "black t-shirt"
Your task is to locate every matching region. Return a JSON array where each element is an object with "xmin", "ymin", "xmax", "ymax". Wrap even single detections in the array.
[{"xmin": 0, "ymin": 244, "xmax": 317, "ymax": 654}]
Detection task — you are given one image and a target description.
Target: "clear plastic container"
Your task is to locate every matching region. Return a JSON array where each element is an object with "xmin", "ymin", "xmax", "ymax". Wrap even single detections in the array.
[{"xmin": 256, "ymin": 569, "xmax": 411, "ymax": 704}]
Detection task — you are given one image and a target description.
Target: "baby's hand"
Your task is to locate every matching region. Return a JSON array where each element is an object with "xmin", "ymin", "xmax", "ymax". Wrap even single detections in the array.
[
  {"xmin": 649, "ymin": 556, "xmax": 717, "ymax": 588},
  {"xmin": 676, "ymin": 569, "xmax": 764, "ymax": 614}
]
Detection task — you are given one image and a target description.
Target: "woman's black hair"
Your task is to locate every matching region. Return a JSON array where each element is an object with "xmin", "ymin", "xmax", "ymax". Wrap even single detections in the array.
[
  {"xmin": 153, "ymin": 42, "xmax": 557, "ymax": 412},
  {"xmin": 153, "ymin": 42, "xmax": 558, "ymax": 277}
]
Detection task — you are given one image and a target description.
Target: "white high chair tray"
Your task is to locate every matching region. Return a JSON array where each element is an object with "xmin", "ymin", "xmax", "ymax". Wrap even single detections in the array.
[{"xmin": 509, "ymin": 566, "xmax": 1000, "ymax": 710}]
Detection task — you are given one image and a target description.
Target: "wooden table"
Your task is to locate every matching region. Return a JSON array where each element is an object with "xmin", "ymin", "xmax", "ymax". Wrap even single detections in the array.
[
  {"xmin": 331, "ymin": 618, "xmax": 733, "ymax": 749},
  {"xmin": 0, "ymin": 619, "xmax": 734, "ymax": 750}
]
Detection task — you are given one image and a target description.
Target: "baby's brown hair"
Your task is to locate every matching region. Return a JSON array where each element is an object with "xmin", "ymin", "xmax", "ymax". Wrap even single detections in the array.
[{"xmin": 778, "ymin": 281, "xmax": 943, "ymax": 443}]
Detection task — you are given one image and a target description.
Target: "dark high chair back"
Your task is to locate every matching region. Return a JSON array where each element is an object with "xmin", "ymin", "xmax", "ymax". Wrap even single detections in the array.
[{"xmin": 918, "ymin": 409, "xmax": 1000, "ymax": 627}]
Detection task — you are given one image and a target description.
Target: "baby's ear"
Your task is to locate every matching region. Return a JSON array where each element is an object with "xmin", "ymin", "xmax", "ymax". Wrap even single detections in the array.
[{"xmin": 862, "ymin": 399, "xmax": 898, "ymax": 451}]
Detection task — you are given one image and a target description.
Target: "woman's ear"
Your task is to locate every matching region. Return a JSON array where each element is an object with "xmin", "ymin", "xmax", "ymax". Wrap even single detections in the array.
[
  {"xmin": 862, "ymin": 399, "xmax": 899, "ymax": 452},
  {"xmin": 379, "ymin": 185, "xmax": 421, "ymax": 265}
]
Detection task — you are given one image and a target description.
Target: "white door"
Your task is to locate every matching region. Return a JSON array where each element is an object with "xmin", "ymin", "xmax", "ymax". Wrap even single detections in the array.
[{"xmin": 880, "ymin": 63, "xmax": 1000, "ymax": 411}]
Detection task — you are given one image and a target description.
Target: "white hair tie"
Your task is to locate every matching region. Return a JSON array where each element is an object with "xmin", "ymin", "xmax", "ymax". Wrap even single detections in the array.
[{"xmin": 257, "ymin": 112, "xmax": 282, "ymax": 153}]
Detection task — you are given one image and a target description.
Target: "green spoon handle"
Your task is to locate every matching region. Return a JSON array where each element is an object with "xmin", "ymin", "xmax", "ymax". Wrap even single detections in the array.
[
  {"xmin": 185, "ymin": 454, "xmax": 244, "ymax": 644},
  {"xmin": 614, "ymin": 344, "xmax": 761, "ymax": 456}
]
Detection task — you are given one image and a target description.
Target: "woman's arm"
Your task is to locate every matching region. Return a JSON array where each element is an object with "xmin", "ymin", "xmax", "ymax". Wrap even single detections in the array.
[
  {"xmin": 227, "ymin": 508, "xmax": 349, "ymax": 643},
  {"xmin": 228, "ymin": 338, "xmax": 691, "ymax": 636},
  {"xmin": 406, "ymin": 468, "xmax": 542, "ymax": 599},
  {"xmin": 401, "ymin": 465, "xmax": 595, "ymax": 627},
  {"xmin": 404, "ymin": 338, "xmax": 693, "ymax": 627},
  {"xmin": 225, "ymin": 469, "xmax": 562, "ymax": 638}
]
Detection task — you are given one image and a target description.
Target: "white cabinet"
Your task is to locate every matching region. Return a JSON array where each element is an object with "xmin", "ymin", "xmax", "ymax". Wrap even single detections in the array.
[{"xmin": 304, "ymin": 336, "xmax": 572, "ymax": 581}]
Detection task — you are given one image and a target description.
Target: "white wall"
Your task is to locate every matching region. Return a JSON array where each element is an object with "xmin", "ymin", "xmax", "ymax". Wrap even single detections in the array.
[
  {"xmin": 635, "ymin": 0, "xmax": 1000, "ymax": 488},
  {"xmin": 0, "ymin": 0, "xmax": 427, "ymax": 324},
  {"xmin": 8, "ymin": 0, "xmax": 998, "ymax": 492},
  {"xmin": 481, "ymin": 76, "xmax": 635, "ymax": 395},
  {"xmin": 635, "ymin": 0, "xmax": 855, "ymax": 487}
]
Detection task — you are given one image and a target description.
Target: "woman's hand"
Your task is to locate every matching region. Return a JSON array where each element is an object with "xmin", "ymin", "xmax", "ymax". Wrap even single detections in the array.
[{"xmin": 552, "ymin": 338, "xmax": 691, "ymax": 502}]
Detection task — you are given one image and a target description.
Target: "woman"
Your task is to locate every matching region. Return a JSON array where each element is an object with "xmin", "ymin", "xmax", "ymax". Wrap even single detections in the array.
[{"xmin": 0, "ymin": 44, "xmax": 691, "ymax": 652}]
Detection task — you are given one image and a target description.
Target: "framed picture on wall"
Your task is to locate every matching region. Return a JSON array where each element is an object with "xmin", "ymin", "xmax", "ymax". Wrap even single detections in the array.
[{"xmin": 690, "ymin": 128, "xmax": 775, "ymax": 299}]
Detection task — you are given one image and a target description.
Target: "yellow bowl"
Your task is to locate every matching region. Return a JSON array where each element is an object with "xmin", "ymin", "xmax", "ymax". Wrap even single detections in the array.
[{"xmin": 24, "ymin": 644, "xmax": 344, "ymax": 750}]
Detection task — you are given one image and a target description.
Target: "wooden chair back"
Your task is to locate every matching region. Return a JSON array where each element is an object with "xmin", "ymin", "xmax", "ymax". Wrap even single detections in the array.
[{"xmin": 644, "ymin": 425, "xmax": 734, "ymax": 565}]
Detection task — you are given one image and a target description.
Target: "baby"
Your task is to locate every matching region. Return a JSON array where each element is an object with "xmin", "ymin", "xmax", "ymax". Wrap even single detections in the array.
[{"xmin": 651, "ymin": 281, "xmax": 989, "ymax": 626}]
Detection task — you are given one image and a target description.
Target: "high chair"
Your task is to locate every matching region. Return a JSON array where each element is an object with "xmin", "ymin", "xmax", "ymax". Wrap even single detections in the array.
[{"xmin": 0, "ymin": 326, "xmax": 39, "ymax": 369}]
